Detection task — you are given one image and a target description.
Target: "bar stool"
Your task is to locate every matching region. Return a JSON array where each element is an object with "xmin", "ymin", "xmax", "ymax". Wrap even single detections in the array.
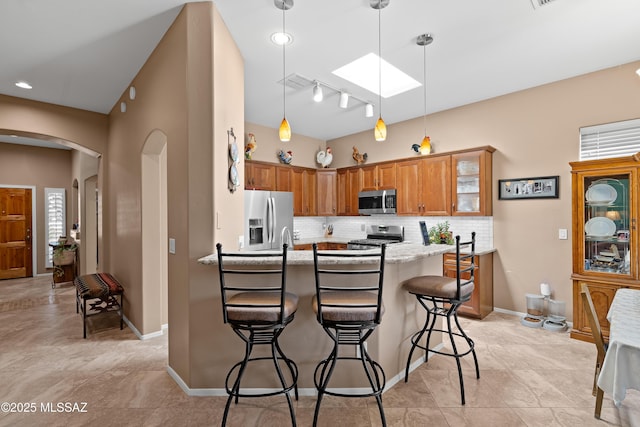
[
  {"xmin": 402, "ymin": 232, "xmax": 479, "ymax": 405},
  {"xmin": 216, "ymin": 243, "xmax": 299, "ymax": 426},
  {"xmin": 311, "ymin": 243, "xmax": 387, "ymax": 427}
]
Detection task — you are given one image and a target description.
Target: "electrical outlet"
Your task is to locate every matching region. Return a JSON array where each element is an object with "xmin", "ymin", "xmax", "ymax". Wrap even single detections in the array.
[
  {"xmin": 238, "ymin": 236, "xmax": 244, "ymax": 249},
  {"xmin": 558, "ymin": 228, "xmax": 568, "ymax": 240}
]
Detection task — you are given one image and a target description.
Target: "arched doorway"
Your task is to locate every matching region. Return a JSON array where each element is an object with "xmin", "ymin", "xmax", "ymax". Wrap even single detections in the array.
[{"xmin": 141, "ymin": 130, "xmax": 168, "ymax": 333}]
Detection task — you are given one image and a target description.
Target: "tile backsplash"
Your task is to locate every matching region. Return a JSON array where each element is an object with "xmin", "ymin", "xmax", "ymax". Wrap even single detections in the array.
[{"xmin": 294, "ymin": 216, "xmax": 493, "ymax": 249}]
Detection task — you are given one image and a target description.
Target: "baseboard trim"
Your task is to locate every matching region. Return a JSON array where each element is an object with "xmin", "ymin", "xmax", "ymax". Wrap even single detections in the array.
[{"xmin": 123, "ymin": 316, "xmax": 165, "ymax": 340}]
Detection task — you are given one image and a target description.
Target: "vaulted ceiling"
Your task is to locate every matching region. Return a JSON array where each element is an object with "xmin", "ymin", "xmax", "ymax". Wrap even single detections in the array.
[{"xmin": 2, "ymin": 0, "xmax": 640, "ymax": 149}]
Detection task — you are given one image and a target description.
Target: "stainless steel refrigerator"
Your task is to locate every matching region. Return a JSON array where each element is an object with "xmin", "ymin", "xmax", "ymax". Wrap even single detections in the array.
[{"xmin": 244, "ymin": 190, "xmax": 294, "ymax": 251}]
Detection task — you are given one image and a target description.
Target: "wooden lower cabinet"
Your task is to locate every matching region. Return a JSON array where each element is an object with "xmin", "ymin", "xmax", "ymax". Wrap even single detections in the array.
[
  {"xmin": 443, "ymin": 252, "xmax": 494, "ymax": 319},
  {"xmin": 294, "ymin": 242, "xmax": 347, "ymax": 251},
  {"xmin": 570, "ymin": 280, "xmax": 620, "ymax": 343}
]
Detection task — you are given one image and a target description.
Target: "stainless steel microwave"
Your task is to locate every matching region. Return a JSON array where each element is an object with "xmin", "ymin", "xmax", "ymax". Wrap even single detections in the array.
[{"xmin": 358, "ymin": 189, "xmax": 397, "ymax": 215}]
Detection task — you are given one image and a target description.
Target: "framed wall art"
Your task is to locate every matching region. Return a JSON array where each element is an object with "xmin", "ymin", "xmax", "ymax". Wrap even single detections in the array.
[{"xmin": 498, "ymin": 176, "xmax": 559, "ymax": 200}]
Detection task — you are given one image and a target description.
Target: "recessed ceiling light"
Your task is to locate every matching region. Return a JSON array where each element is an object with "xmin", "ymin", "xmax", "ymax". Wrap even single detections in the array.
[
  {"xmin": 271, "ymin": 32, "xmax": 292, "ymax": 45},
  {"xmin": 15, "ymin": 81, "xmax": 33, "ymax": 89},
  {"xmin": 332, "ymin": 53, "xmax": 421, "ymax": 98}
]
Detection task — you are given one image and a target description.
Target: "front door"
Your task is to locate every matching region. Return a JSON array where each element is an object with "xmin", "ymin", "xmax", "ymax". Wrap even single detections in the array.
[{"xmin": 0, "ymin": 188, "xmax": 32, "ymax": 279}]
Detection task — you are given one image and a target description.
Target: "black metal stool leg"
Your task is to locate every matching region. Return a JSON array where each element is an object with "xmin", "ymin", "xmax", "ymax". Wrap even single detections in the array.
[
  {"xmin": 313, "ymin": 332, "xmax": 340, "ymax": 427},
  {"xmin": 446, "ymin": 310, "xmax": 466, "ymax": 405},
  {"xmin": 454, "ymin": 311, "xmax": 480, "ymax": 379},
  {"xmin": 270, "ymin": 340, "xmax": 297, "ymax": 426}
]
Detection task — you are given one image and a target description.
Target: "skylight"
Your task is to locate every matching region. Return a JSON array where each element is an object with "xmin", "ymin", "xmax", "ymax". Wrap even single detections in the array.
[{"xmin": 332, "ymin": 53, "xmax": 420, "ymax": 98}]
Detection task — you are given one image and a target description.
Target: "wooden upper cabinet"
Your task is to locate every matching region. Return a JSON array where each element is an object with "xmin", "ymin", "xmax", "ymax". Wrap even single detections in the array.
[
  {"xmin": 317, "ymin": 170, "xmax": 337, "ymax": 216},
  {"xmin": 360, "ymin": 162, "xmax": 396, "ymax": 191},
  {"xmin": 396, "ymin": 159, "xmax": 422, "ymax": 215},
  {"xmin": 337, "ymin": 168, "xmax": 361, "ymax": 216},
  {"xmin": 396, "ymin": 156, "xmax": 451, "ymax": 216},
  {"xmin": 245, "ymin": 161, "xmax": 276, "ymax": 190},
  {"xmin": 292, "ymin": 167, "xmax": 317, "ymax": 216},
  {"xmin": 276, "ymin": 166, "xmax": 292, "ymax": 191},
  {"xmin": 422, "ymin": 155, "xmax": 452, "ymax": 215},
  {"xmin": 451, "ymin": 148, "xmax": 493, "ymax": 216}
]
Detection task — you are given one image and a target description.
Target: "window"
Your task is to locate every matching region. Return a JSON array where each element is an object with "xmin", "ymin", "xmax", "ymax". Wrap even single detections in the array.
[
  {"xmin": 45, "ymin": 188, "xmax": 66, "ymax": 268},
  {"xmin": 580, "ymin": 118, "xmax": 640, "ymax": 160}
]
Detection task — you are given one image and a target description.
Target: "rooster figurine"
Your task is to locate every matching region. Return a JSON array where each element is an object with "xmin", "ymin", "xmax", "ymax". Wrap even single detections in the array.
[
  {"xmin": 277, "ymin": 149, "xmax": 293, "ymax": 164},
  {"xmin": 245, "ymin": 133, "xmax": 257, "ymax": 159},
  {"xmin": 352, "ymin": 146, "xmax": 368, "ymax": 164},
  {"xmin": 316, "ymin": 147, "xmax": 333, "ymax": 168}
]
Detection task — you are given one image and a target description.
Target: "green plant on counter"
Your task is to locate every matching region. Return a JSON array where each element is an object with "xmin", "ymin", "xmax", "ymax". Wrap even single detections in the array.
[{"xmin": 428, "ymin": 221, "xmax": 455, "ymax": 245}]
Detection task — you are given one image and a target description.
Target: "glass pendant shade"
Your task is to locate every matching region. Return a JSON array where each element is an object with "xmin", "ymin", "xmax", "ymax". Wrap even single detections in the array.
[
  {"xmin": 420, "ymin": 135, "xmax": 431, "ymax": 154},
  {"xmin": 374, "ymin": 116, "xmax": 387, "ymax": 142},
  {"xmin": 279, "ymin": 117, "xmax": 291, "ymax": 142}
]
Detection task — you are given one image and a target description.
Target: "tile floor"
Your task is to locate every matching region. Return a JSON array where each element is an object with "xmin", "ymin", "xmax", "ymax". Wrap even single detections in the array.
[{"xmin": 0, "ymin": 275, "xmax": 638, "ymax": 426}]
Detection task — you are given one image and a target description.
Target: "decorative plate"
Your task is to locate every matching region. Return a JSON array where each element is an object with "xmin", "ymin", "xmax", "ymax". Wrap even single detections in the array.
[
  {"xmin": 586, "ymin": 183, "xmax": 617, "ymax": 205},
  {"xmin": 585, "ymin": 216, "xmax": 616, "ymax": 237},
  {"xmin": 229, "ymin": 164, "xmax": 239, "ymax": 187},
  {"xmin": 229, "ymin": 142, "xmax": 239, "ymax": 163}
]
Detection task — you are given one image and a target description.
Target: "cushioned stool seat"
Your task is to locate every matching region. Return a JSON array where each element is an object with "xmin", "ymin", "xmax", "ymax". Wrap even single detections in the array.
[
  {"xmin": 75, "ymin": 273, "xmax": 124, "ymax": 338},
  {"xmin": 403, "ymin": 276, "xmax": 474, "ymax": 300}
]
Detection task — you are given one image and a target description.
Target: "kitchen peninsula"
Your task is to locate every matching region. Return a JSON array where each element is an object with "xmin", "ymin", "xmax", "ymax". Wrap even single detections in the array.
[{"xmin": 198, "ymin": 243, "xmax": 452, "ymax": 391}]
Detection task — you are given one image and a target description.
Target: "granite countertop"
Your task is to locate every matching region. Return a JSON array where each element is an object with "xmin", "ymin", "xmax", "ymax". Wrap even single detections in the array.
[{"xmin": 198, "ymin": 242, "xmax": 455, "ymax": 266}]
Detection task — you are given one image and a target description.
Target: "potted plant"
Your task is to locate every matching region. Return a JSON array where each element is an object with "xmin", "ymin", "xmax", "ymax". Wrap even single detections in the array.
[
  {"xmin": 52, "ymin": 237, "xmax": 77, "ymax": 278},
  {"xmin": 428, "ymin": 221, "xmax": 455, "ymax": 245}
]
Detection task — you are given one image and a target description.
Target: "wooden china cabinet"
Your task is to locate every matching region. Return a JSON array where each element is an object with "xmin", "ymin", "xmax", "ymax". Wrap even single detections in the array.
[{"xmin": 570, "ymin": 154, "xmax": 640, "ymax": 343}]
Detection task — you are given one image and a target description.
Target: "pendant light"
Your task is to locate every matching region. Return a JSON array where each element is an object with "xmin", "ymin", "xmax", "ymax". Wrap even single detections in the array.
[
  {"xmin": 417, "ymin": 33, "xmax": 433, "ymax": 154},
  {"xmin": 371, "ymin": 0, "xmax": 388, "ymax": 142},
  {"xmin": 276, "ymin": 0, "xmax": 293, "ymax": 142}
]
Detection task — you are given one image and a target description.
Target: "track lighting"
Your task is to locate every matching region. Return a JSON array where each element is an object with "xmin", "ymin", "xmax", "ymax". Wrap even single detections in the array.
[
  {"xmin": 313, "ymin": 82, "xmax": 323, "ymax": 102},
  {"xmin": 365, "ymin": 103, "xmax": 374, "ymax": 117},
  {"xmin": 339, "ymin": 92, "xmax": 349, "ymax": 109}
]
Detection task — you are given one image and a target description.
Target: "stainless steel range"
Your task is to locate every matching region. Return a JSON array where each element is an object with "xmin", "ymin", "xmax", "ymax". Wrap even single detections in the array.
[{"xmin": 347, "ymin": 225, "xmax": 404, "ymax": 250}]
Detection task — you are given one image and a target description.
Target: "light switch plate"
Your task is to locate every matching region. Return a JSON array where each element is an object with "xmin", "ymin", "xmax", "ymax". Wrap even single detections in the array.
[
  {"xmin": 558, "ymin": 229, "xmax": 568, "ymax": 240},
  {"xmin": 169, "ymin": 238, "xmax": 176, "ymax": 254}
]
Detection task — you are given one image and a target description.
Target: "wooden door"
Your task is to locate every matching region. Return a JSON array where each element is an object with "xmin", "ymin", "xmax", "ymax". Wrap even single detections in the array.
[
  {"xmin": 360, "ymin": 165, "xmax": 378, "ymax": 191},
  {"xmin": 396, "ymin": 159, "xmax": 422, "ymax": 215},
  {"xmin": 317, "ymin": 170, "xmax": 337, "ymax": 216},
  {"xmin": 421, "ymin": 156, "xmax": 452, "ymax": 216},
  {"xmin": 276, "ymin": 166, "xmax": 292, "ymax": 191},
  {"xmin": 337, "ymin": 168, "xmax": 360, "ymax": 215},
  {"xmin": 377, "ymin": 162, "xmax": 396, "ymax": 189},
  {"xmin": 0, "ymin": 188, "xmax": 32, "ymax": 279}
]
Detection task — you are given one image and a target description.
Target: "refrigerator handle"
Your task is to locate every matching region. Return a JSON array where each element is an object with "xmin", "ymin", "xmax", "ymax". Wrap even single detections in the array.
[{"xmin": 268, "ymin": 197, "xmax": 275, "ymax": 244}]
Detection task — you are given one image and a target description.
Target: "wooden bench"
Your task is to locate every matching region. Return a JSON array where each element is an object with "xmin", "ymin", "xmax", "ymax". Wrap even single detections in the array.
[{"xmin": 74, "ymin": 273, "xmax": 124, "ymax": 338}]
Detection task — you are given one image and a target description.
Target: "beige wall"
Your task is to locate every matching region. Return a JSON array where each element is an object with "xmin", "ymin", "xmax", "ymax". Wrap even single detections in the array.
[
  {"xmin": 244, "ymin": 122, "xmax": 326, "ymax": 169},
  {"xmin": 70, "ymin": 150, "xmax": 100, "ymax": 275},
  {"xmin": 0, "ymin": 143, "xmax": 72, "ymax": 274},
  {"xmin": 105, "ymin": 2, "xmax": 244, "ymax": 387},
  {"xmin": 0, "ymin": 95, "xmax": 108, "ymax": 277},
  {"xmin": 330, "ymin": 60, "xmax": 640, "ymax": 318}
]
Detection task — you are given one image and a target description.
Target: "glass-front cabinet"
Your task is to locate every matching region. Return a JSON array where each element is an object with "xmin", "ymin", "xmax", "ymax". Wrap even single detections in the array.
[
  {"xmin": 451, "ymin": 148, "xmax": 494, "ymax": 216},
  {"xmin": 580, "ymin": 173, "xmax": 632, "ymax": 277},
  {"xmin": 571, "ymin": 156, "xmax": 640, "ymax": 343}
]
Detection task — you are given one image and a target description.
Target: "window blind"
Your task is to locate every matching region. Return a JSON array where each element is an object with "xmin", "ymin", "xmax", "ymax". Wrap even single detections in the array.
[
  {"xmin": 45, "ymin": 188, "xmax": 66, "ymax": 268},
  {"xmin": 580, "ymin": 118, "xmax": 640, "ymax": 160}
]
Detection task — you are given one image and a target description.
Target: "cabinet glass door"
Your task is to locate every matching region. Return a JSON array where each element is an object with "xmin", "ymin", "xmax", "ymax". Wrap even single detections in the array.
[
  {"xmin": 583, "ymin": 173, "xmax": 631, "ymax": 277},
  {"xmin": 453, "ymin": 154, "xmax": 481, "ymax": 214}
]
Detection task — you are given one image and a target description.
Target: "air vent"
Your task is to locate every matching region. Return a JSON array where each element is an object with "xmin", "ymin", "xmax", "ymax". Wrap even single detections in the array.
[
  {"xmin": 278, "ymin": 73, "xmax": 314, "ymax": 90},
  {"xmin": 530, "ymin": 0, "xmax": 556, "ymax": 9}
]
